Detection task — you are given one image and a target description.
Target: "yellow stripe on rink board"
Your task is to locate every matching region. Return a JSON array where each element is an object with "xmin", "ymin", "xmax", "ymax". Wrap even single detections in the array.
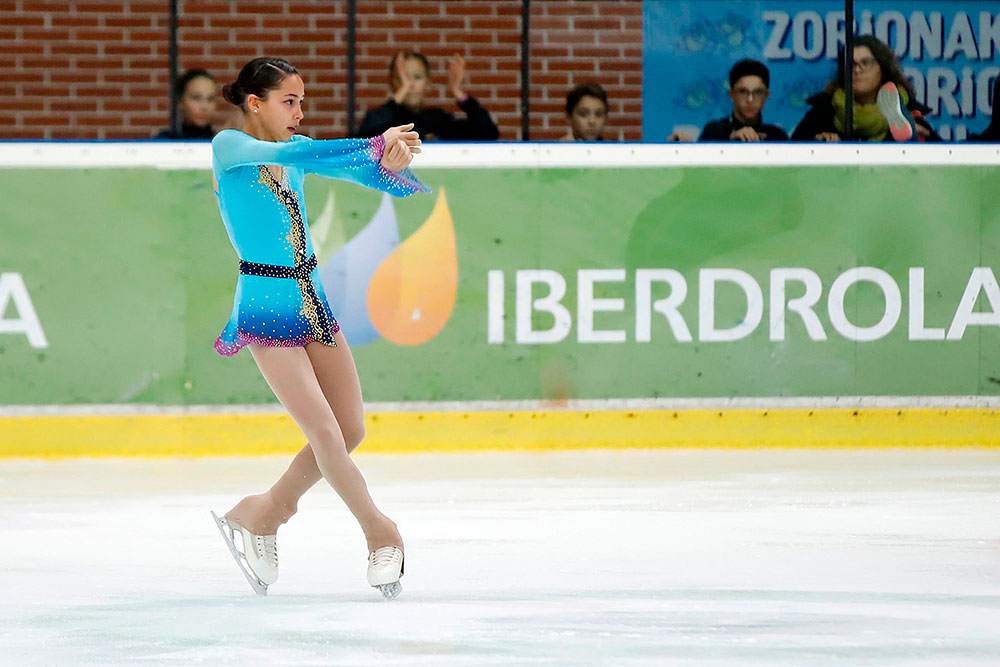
[{"xmin": 1, "ymin": 408, "xmax": 999, "ymax": 458}]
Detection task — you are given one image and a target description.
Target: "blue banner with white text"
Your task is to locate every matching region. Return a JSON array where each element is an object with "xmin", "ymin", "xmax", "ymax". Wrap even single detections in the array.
[{"xmin": 642, "ymin": 0, "xmax": 999, "ymax": 141}]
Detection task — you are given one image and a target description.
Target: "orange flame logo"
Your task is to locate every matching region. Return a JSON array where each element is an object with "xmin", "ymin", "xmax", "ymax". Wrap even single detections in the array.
[{"xmin": 366, "ymin": 189, "xmax": 458, "ymax": 346}]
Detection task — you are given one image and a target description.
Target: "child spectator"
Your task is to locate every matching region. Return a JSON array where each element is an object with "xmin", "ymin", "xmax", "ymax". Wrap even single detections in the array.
[
  {"xmin": 561, "ymin": 83, "xmax": 609, "ymax": 141},
  {"xmin": 700, "ymin": 59, "xmax": 787, "ymax": 142},
  {"xmin": 156, "ymin": 69, "xmax": 219, "ymax": 140}
]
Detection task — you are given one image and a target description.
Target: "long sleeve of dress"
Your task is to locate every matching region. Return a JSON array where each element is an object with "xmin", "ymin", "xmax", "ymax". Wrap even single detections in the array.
[{"xmin": 212, "ymin": 129, "xmax": 429, "ymax": 197}]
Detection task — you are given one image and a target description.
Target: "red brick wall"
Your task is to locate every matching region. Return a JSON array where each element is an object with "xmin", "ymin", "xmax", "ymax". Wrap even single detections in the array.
[
  {"xmin": 527, "ymin": 0, "xmax": 642, "ymax": 140},
  {"xmin": 1, "ymin": 0, "xmax": 642, "ymax": 141}
]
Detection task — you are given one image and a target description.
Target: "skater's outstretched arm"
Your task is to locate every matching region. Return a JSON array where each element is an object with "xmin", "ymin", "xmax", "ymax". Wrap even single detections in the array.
[{"xmin": 211, "ymin": 125, "xmax": 428, "ymax": 197}]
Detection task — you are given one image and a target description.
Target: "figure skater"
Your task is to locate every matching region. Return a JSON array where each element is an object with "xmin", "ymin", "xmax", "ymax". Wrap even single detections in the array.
[{"xmin": 208, "ymin": 56, "xmax": 427, "ymax": 599}]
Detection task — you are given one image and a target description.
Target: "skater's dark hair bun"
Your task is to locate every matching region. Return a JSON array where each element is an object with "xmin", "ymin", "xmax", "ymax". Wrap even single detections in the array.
[{"xmin": 222, "ymin": 57, "xmax": 299, "ymax": 109}]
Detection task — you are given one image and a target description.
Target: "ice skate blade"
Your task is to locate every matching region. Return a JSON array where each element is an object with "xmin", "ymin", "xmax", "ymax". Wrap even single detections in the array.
[
  {"xmin": 210, "ymin": 511, "xmax": 268, "ymax": 596},
  {"xmin": 377, "ymin": 581, "xmax": 402, "ymax": 600}
]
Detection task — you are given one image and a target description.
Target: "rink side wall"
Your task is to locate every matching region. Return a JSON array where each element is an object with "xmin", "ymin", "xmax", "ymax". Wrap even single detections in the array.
[{"xmin": 1, "ymin": 143, "xmax": 999, "ymax": 456}]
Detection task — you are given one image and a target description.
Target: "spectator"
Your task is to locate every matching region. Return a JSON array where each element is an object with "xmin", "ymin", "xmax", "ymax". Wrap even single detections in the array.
[
  {"xmin": 156, "ymin": 69, "xmax": 219, "ymax": 140},
  {"xmin": 968, "ymin": 75, "xmax": 998, "ymax": 142},
  {"xmin": 358, "ymin": 51, "xmax": 499, "ymax": 141},
  {"xmin": 791, "ymin": 35, "xmax": 939, "ymax": 142},
  {"xmin": 700, "ymin": 59, "xmax": 788, "ymax": 142},
  {"xmin": 561, "ymin": 83, "xmax": 609, "ymax": 141}
]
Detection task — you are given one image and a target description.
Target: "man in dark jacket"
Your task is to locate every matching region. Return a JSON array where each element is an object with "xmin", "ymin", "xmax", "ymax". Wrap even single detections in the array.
[
  {"xmin": 700, "ymin": 59, "xmax": 788, "ymax": 142},
  {"xmin": 968, "ymin": 75, "xmax": 998, "ymax": 142},
  {"xmin": 358, "ymin": 51, "xmax": 499, "ymax": 141}
]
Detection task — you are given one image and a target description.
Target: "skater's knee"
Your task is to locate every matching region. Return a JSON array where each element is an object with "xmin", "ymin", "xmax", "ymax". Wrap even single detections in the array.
[
  {"xmin": 306, "ymin": 423, "xmax": 347, "ymax": 451},
  {"xmin": 343, "ymin": 420, "xmax": 366, "ymax": 453}
]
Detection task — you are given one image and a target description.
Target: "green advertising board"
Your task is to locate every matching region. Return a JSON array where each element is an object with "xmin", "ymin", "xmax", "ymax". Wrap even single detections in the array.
[{"xmin": 1, "ymin": 145, "xmax": 998, "ymax": 405}]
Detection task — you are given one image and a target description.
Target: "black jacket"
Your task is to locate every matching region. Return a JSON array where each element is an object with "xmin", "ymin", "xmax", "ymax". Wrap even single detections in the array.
[
  {"xmin": 968, "ymin": 76, "xmax": 998, "ymax": 141},
  {"xmin": 700, "ymin": 114, "xmax": 788, "ymax": 142},
  {"xmin": 156, "ymin": 122, "xmax": 215, "ymax": 140},
  {"xmin": 791, "ymin": 92, "xmax": 940, "ymax": 142},
  {"xmin": 969, "ymin": 124, "xmax": 999, "ymax": 142},
  {"xmin": 357, "ymin": 96, "xmax": 499, "ymax": 141}
]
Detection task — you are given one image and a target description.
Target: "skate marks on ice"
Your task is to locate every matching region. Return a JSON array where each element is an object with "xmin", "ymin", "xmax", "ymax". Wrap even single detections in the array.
[
  {"xmin": 2, "ymin": 589, "xmax": 1000, "ymax": 666},
  {"xmin": 2, "ymin": 451, "xmax": 1000, "ymax": 665}
]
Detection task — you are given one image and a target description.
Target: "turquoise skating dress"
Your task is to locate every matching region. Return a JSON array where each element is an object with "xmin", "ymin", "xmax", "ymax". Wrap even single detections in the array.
[{"xmin": 211, "ymin": 129, "xmax": 428, "ymax": 357}]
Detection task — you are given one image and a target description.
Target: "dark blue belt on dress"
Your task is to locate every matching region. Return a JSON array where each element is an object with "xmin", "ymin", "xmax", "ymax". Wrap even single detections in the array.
[{"xmin": 239, "ymin": 254, "xmax": 317, "ymax": 280}]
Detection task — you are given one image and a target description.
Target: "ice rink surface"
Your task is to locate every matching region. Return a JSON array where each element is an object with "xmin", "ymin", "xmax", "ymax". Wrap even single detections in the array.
[{"xmin": 2, "ymin": 449, "xmax": 999, "ymax": 666}]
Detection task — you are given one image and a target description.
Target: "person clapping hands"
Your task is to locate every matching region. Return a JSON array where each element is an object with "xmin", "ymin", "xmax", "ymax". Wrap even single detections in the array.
[{"xmin": 359, "ymin": 51, "xmax": 500, "ymax": 141}]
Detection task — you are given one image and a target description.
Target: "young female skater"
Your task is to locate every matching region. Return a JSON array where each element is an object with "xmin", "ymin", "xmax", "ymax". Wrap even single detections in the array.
[{"xmin": 208, "ymin": 57, "xmax": 427, "ymax": 599}]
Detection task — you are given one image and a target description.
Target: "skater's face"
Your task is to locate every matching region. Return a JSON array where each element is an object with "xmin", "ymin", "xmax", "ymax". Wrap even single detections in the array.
[
  {"xmin": 247, "ymin": 74, "xmax": 305, "ymax": 142},
  {"xmin": 179, "ymin": 75, "xmax": 217, "ymax": 128},
  {"xmin": 568, "ymin": 95, "xmax": 607, "ymax": 141},
  {"xmin": 852, "ymin": 46, "xmax": 883, "ymax": 97},
  {"xmin": 729, "ymin": 75, "xmax": 768, "ymax": 123}
]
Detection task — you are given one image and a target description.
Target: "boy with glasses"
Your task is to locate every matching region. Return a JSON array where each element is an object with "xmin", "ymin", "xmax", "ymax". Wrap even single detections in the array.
[{"xmin": 700, "ymin": 59, "xmax": 788, "ymax": 142}]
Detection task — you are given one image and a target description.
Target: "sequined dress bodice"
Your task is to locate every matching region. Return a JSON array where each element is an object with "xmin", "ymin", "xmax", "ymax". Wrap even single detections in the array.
[{"xmin": 210, "ymin": 130, "xmax": 428, "ymax": 356}]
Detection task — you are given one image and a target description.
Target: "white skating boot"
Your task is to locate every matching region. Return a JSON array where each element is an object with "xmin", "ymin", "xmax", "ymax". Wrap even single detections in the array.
[
  {"xmin": 210, "ymin": 511, "xmax": 278, "ymax": 596},
  {"xmin": 367, "ymin": 546, "xmax": 404, "ymax": 599}
]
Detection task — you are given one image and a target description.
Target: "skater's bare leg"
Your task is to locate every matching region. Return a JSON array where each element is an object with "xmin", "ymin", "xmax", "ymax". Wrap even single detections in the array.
[
  {"xmin": 226, "ymin": 332, "xmax": 371, "ymax": 534},
  {"xmin": 224, "ymin": 447, "xmax": 316, "ymax": 534},
  {"xmin": 239, "ymin": 340, "xmax": 401, "ymax": 552}
]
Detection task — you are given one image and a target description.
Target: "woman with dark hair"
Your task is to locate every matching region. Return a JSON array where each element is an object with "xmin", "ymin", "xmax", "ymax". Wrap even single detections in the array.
[
  {"xmin": 208, "ymin": 56, "xmax": 426, "ymax": 599},
  {"xmin": 156, "ymin": 69, "xmax": 219, "ymax": 139},
  {"xmin": 791, "ymin": 35, "xmax": 939, "ymax": 142},
  {"xmin": 358, "ymin": 50, "xmax": 499, "ymax": 141},
  {"xmin": 968, "ymin": 75, "xmax": 999, "ymax": 142}
]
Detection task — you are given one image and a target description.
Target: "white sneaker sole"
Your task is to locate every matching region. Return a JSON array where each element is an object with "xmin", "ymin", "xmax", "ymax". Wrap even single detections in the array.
[{"xmin": 876, "ymin": 83, "xmax": 913, "ymax": 142}]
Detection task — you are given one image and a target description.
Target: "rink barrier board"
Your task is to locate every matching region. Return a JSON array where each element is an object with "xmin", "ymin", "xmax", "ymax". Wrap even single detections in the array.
[
  {"xmin": 3, "ymin": 148, "xmax": 1000, "ymax": 405},
  {"xmin": 1, "ymin": 407, "xmax": 998, "ymax": 458},
  {"xmin": 2, "ymin": 144, "xmax": 999, "ymax": 441},
  {"xmin": 3, "ymin": 141, "xmax": 1000, "ymax": 169}
]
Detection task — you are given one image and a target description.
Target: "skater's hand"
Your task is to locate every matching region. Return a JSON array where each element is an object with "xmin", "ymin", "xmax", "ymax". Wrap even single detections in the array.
[
  {"xmin": 381, "ymin": 123, "xmax": 421, "ymax": 172},
  {"xmin": 730, "ymin": 126, "xmax": 762, "ymax": 142},
  {"xmin": 815, "ymin": 132, "xmax": 840, "ymax": 142}
]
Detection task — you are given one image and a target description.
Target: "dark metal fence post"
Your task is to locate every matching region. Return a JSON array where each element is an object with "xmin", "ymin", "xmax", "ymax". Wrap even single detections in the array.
[
  {"xmin": 520, "ymin": 0, "xmax": 530, "ymax": 141},
  {"xmin": 844, "ymin": 0, "xmax": 854, "ymax": 140},
  {"xmin": 346, "ymin": 0, "xmax": 357, "ymax": 137},
  {"xmin": 168, "ymin": 0, "xmax": 179, "ymax": 136}
]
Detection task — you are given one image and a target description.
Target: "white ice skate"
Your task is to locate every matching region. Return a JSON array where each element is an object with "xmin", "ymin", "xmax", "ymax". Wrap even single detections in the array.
[
  {"xmin": 367, "ymin": 546, "xmax": 404, "ymax": 599},
  {"xmin": 210, "ymin": 511, "xmax": 278, "ymax": 596}
]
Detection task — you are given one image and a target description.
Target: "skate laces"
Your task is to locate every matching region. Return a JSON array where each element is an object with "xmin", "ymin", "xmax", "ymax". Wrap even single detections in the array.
[
  {"xmin": 253, "ymin": 533, "xmax": 278, "ymax": 567},
  {"xmin": 369, "ymin": 546, "xmax": 402, "ymax": 569}
]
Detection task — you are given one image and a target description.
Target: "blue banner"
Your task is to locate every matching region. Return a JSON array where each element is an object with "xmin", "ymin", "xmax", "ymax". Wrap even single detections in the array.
[{"xmin": 643, "ymin": 1, "xmax": 999, "ymax": 141}]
